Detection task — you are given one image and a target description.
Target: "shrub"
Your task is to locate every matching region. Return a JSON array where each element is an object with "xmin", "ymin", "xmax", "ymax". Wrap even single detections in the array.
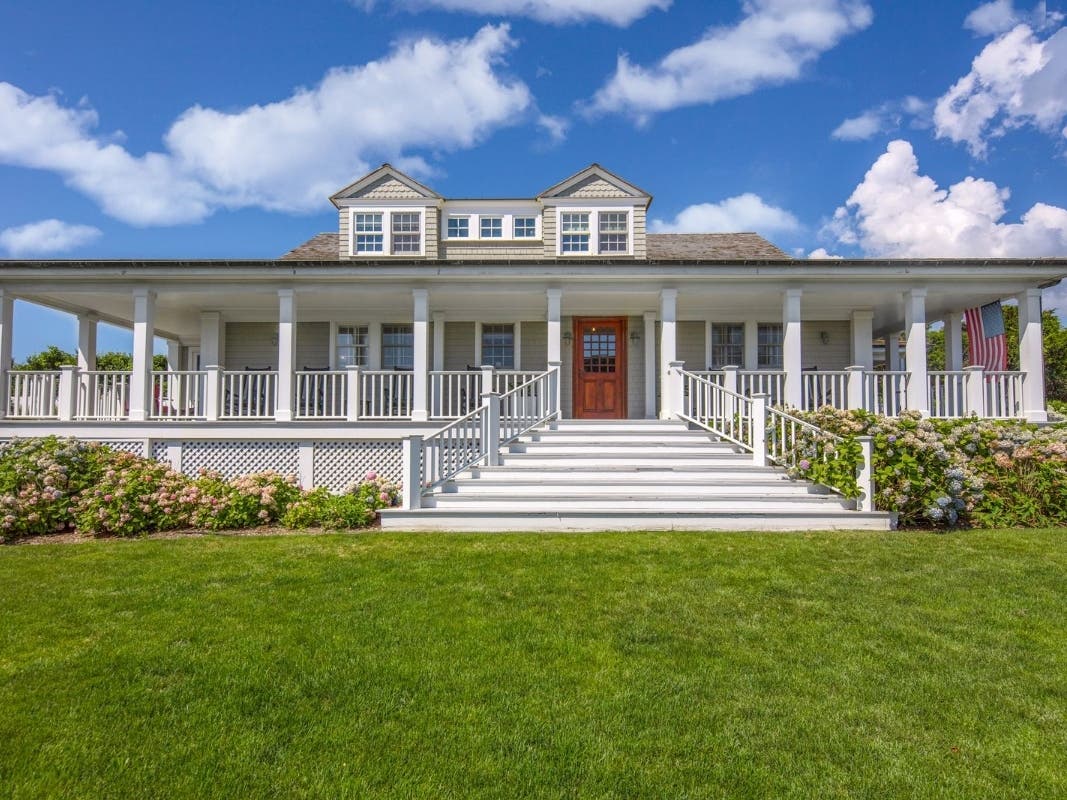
[
  {"xmin": 190, "ymin": 470, "xmax": 303, "ymax": 531},
  {"xmin": 73, "ymin": 454, "xmax": 199, "ymax": 537},
  {"xmin": 280, "ymin": 488, "xmax": 375, "ymax": 530},
  {"xmin": 347, "ymin": 471, "xmax": 401, "ymax": 511}
]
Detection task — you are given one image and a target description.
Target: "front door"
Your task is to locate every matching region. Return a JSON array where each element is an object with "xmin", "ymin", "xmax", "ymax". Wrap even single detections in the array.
[{"xmin": 573, "ymin": 317, "xmax": 627, "ymax": 419}]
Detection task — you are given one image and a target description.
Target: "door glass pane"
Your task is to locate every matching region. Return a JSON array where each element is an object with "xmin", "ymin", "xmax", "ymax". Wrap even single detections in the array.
[{"xmin": 582, "ymin": 327, "xmax": 616, "ymax": 373}]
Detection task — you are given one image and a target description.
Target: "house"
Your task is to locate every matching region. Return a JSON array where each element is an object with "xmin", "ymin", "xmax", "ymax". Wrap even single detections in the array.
[{"xmin": 0, "ymin": 164, "xmax": 1064, "ymax": 529}]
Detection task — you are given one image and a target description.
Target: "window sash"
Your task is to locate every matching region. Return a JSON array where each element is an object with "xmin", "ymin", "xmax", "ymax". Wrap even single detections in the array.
[
  {"xmin": 354, "ymin": 213, "xmax": 382, "ymax": 233},
  {"xmin": 355, "ymin": 234, "xmax": 383, "ymax": 253},
  {"xmin": 480, "ymin": 217, "xmax": 503, "ymax": 238},
  {"xmin": 447, "ymin": 217, "xmax": 469, "ymax": 238},
  {"xmin": 481, "ymin": 323, "xmax": 515, "ymax": 369},
  {"xmin": 598, "ymin": 233, "xmax": 628, "ymax": 253},
  {"xmin": 392, "ymin": 213, "xmax": 420, "ymax": 234},
  {"xmin": 561, "ymin": 234, "xmax": 590, "ymax": 253},
  {"xmin": 336, "ymin": 325, "xmax": 369, "ymax": 368},
  {"xmin": 710, "ymin": 323, "xmax": 744, "ymax": 368},
  {"xmin": 561, "ymin": 212, "xmax": 590, "ymax": 234},
  {"xmin": 599, "ymin": 212, "xmax": 628, "ymax": 233},
  {"xmin": 381, "ymin": 324, "xmax": 414, "ymax": 370},
  {"xmin": 757, "ymin": 323, "xmax": 784, "ymax": 369},
  {"xmin": 514, "ymin": 217, "xmax": 536, "ymax": 238}
]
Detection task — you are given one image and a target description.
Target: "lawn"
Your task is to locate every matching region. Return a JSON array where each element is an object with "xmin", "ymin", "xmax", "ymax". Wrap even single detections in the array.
[{"xmin": 1, "ymin": 530, "xmax": 1065, "ymax": 799}]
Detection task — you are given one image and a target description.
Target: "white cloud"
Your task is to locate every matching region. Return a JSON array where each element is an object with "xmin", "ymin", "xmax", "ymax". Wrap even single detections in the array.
[
  {"xmin": 965, "ymin": 0, "xmax": 1023, "ymax": 36},
  {"xmin": 362, "ymin": 0, "xmax": 670, "ymax": 26},
  {"xmin": 586, "ymin": 0, "xmax": 873, "ymax": 122},
  {"xmin": 832, "ymin": 109, "xmax": 887, "ymax": 140},
  {"xmin": 536, "ymin": 113, "xmax": 569, "ymax": 145},
  {"xmin": 651, "ymin": 194, "xmax": 801, "ymax": 234},
  {"xmin": 807, "ymin": 248, "xmax": 843, "ymax": 259},
  {"xmin": 0, "ymin": 219, "xmax": 101, "ymax": 257},
  {"xmin": 823, "ymin": 139, "xmax": 1067, "ymax": 258},
  {"xmin": 831, "ymin": 97, "xmax": 930, "ymax": 140},
  {"xmin": 934, "ymin": 22, "xmax": 1067, "ymax": 156},
  {"xmin": 0, "ymin": 25, "xmax": 533, "ymax": 226}
]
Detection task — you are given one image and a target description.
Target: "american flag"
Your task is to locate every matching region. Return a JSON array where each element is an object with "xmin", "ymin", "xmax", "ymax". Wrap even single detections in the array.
[{"xmin": 965, "ymin": 301, "xmax": 1007, "ymax": 371}]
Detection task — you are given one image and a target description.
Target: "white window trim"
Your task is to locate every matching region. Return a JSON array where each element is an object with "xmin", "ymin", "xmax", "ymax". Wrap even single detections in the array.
[
  {"xmin": 441, "ymin": 207, "xmax": 541, "ymax": 242},
  {"xmin": 554, "ymin": 207, "xmax": 634, "ymax": 256},
  {"xmin": 445, "ymin": 214, "xmax": 472, "ymax": 240},
  {"xmin": 348, "ymin": 207, "xmax": 426, "ymax": 257}
]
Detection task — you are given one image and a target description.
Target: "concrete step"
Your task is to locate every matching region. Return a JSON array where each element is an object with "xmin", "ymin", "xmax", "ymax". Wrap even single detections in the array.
[
  {"xmin": 505, "ymin": 442, "xmax": 740, "ymax": 455},
  {"xmin": 498, "ymin": 454, "xmax": 753, "ymax": 468},
  {"xmin": 548, "ymin": 420, "xmax": 687, "ymax": 430},
  {"xmin": 519, "ymin": 432, "xmax": 729, "ymax": 445},
  {"xmin": 380, "ymin": 509, "xmax": 895, "ymax": 532},
  {"xmin": 438, "ymin": 480, "xmax": 828, "ymax": 496},
  {"xmin": 424, "ymin": 495, "xmax": 853, "ymax": 511},
  {"xmin": 461, "ymin": 466, "xmax": 792, "ymax": 481}
]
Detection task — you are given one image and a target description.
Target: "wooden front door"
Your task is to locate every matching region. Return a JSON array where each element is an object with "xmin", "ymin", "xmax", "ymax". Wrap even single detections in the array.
[{"xmin": 573, "ymin": 317, "xmax": 627, "ymax": 419}]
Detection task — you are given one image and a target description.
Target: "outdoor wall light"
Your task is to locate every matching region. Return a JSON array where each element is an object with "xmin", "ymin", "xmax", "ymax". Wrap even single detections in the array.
[
  {"xmin": 562, "ymin": 331, "xmax": 573, "ymax": 343},
  {"xmin": 819, "ymin": 331, "xmax": 830, "ymax": 345},
  {"xmin": 630, "ymin": 331, "xmax": 642, "ymax": 343}
]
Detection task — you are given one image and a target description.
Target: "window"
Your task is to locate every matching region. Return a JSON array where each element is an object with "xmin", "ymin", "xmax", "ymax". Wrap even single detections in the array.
[
  {"xmin": 710, "ymin": 323, "xmax": 744, "ymax": 369},
  {"xmin": 481, "ymin": 324, "xmax": 515, "ymax": 369},
  {"xmin": 391, "ymin": 213, "xmax": 421, "ymax": 254},
  {"xmin": 447, "ymin": 216, "xmax": 469, "ymax": 238},
  {"xmin": 382, "ymin": 324, "xmax": 414, "ymax": 369},
  {"xmin": 757, "ymin": 323, "xmax": 783, "ymax": 369},
  {"xmin": 514, "ymin": 217, "xmax": 536, "ymax": 238},
  {"xmin": 560, "ymin": 212, "xmax": 590, "ymax": 253},
  {"xmin": 336, "ymin": 325, "xmax": 369, "ymax": 368},
  {"xmin": 480, "ymin": 216, "xmax": 503, "ymax": 238},
  {"xmin": 598, "ymin": 212, "xmax": 629, "ymax": 253},
  {"xmin": 354, "ymin": 213, "xmax": 383, "ymax": 254}
]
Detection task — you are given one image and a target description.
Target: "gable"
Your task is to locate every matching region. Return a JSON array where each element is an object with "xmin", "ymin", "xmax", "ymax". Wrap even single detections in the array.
[
  {"xmin": 560, "ymin": 176, "xmax": 634, "ymax": 199},
  {"xmin": 330, "ymin": 164, "xmax": 441, "ymax": 206},
  {"xmin": 538, "ymin": 164, "xmax": 650, "ymax": 203},
  {"xmin": 358, "ymin": 176, "xmax": 426, "ymax": 200}
]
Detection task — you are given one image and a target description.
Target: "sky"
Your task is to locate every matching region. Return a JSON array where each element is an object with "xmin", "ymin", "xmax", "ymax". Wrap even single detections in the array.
[{"xmin": 2, "ymin": 0, "xmax": 1067, "ymax": 358}]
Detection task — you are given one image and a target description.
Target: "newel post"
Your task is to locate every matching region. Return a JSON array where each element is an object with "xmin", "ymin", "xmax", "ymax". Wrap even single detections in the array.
[
  {"xmin": 345, "ymin": 365, "xmax": 362, "ymax": 422},
  {"xmin": 548, "ymin": 360, "xmax": 562, "ymax": 419},
  {"xmin": 482, "ymin": 391, "xmax": 501, "ymax": 467},
  {"xmin": 402, "ymin": 435, "xmax": 423, "ymax": 510},
  {"xmin": 750, "ymin": 393, "xmax": 768, "ymax": 467},
  {"xmin": 857, "ymin": 436, "xmax": 874, "ymax": 512},
  {"xmin": 58, "ymin": 365, "xmax": 78, "ymax": 422},
  {"xmin": 721, "ymin": 365, "xmax": 739, "ymax": 395},
  {"xmin": 668, "ymin": 360, "xmax": 685, "ymax": 419},
  {"xmin": 964, "ymin": 366, "xmax": 986, "ymax": 417},
  {"xmin": 204, "ymin": 365, "xmax": 222, "ymax": 422},
  {"xmin": 846, "ymin": 365, "xmax": 866, "ymax": 411},
  {"xmin": 480, "ymin": 365, "xmax": 495, "ymax": 398}
]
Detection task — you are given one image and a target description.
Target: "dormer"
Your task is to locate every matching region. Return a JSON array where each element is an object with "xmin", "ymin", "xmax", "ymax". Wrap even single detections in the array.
[
  {"xmin": 330, "ymin": 165, "xmax": 443, "ymax": 260},
  {"xmin": 537, "ymin": 164, "xmax": 652, "ymax": 259}
]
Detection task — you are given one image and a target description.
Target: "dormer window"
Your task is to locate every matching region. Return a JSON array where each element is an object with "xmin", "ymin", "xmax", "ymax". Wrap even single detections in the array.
[
  {"xmin": 514, "ymin": 217, "xmax": 537, "ymax": 238},
  {"xmin": 392, "ymin": 213, "xmax": 421, "ymax": 254},
  {"xmin": 599, "ymin": 212, "xmax": 629, "ymax": 253},
  {"xmin": 354, "ymin": 213, "xmax": 384, "ymax": 254},
  {"xmin": 447, "ymin": 217, "xmax": 469, "ymax": 238},
  {"xmin": 561, "ymin": 212, "xmax": 591, "ymax": 253},
  {"xmin": 480, "ymin": 216, "xmax": 504, "ymax": 238},
  {"xmin": 349, "ymin": 208, "xmax": 425, "ymax": 256}
]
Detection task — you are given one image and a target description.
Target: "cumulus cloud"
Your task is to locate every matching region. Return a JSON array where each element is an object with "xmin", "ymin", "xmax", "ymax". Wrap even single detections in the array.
[
  {"xmin": 823, "ymin": 139, "xmax": 1067, "ymax": 258},
  {"xmin": 807, "ymin": 248, "xmax": 843, "ymax": 259},
  {"xmin": 831, "ymin": 96, "xmax": 930, "ymax": 140},
  {"xmin": 650, "ymin": 194, "xmax": 801, "ymax": 234},
  {"xmin": 964, "ymin": 1, "xmax": 1063, "ymax": 37},
  {"xmin": 586, "ymin": 0, "xmax": 873, "ymax": 122},
  {"xmin": 934, "ymin": 21, "xmax": 1067, "ymax": 156},
  {"xmin": 0, "ymin": 219, "xmax": 101, "ymax": 257},
  {"xmin": 361, "ymin": 0, "xmax": 670, "ymax": 26},
  {"xmin": 0, "ymin": 25, "xmax": 532, "ymax": 226}
]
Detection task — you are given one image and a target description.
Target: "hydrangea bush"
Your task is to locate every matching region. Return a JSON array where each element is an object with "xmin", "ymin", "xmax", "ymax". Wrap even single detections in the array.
[{"xmin": 0, "ymin": 437, "xmax": 400, "ymax": 541}]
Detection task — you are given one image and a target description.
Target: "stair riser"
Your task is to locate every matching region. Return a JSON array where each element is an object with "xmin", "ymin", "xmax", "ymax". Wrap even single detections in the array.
[
  {"xmin": 439, "ymin": 484, "xmax": 825, "ymax": 496},
  {"xmin": 425, "ymin": 498, "xmax": 853, "ymax": 511},
  {"xmin": 499, "ymin": 457, "xmax": 754, "ymax": 468},
  {"xmin": 380, "ymin": 512, "xmax": 892, "ymax": 532},
  {"xmin": 522, "ymin": 434, "xmax": 727, "ymax": 444}
]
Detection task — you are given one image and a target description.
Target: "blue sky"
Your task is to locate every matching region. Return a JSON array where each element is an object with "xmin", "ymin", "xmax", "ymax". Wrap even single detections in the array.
[{"xmin": 2, "ymin": 0, "xmax": 1067, "ymax": 358}]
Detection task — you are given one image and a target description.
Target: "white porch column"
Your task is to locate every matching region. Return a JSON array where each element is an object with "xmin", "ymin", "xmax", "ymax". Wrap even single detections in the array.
[
  {"xmin": 200, "ymin": 311, "xmax": 223, "ymax": 367},
  {"xmin": 744, "ymin": 319, "xmax": 759, "ymax": 370},
  {"xmin": 432, "ymin": 312, "xmax": 445, "ymax": 371},
  {"xmin": 945, "ymin": 311, "xmax": 964, "ymax": 371},
  {"xmin": 885, "ymin": 332, "xmax": 901, "ymax": 371},
  {"xmin": 0, "ymin": 291, "xmax": 13, "ymax": 419},
  {"xmin": 659, "ymin": 289, "xmax": 678, "ymax": 420},
  {"xmin": 904, "ymin": 289, "xmax": 928, "ymax": 414},
  {"xmin": 850, "ymin": 310, "xmax": 874, "ymax": 370},
  {"xmin": 643, "ymin": 310, "xmax": 656, "ymax": 419},
  {"xmin": 76, "ymin": 313, "xmax": 97, "ymax": 371},
  {"xmin": 1018, "ymin": 288, "xmax": 1047, "ymax": 422},
  {"xmin": 782, "ymin": 289, "xmax": 803, "ymax": 408},
  {"xmin": 412, "ymin": 288, "xmax": 429, "ymax": 422},
  {"xmin": 166, "ymin": 340, "xmax": 181, "ymax": 372},
  {"xmin": 129, "ymin": 288, "xmax": 155, "ymax": 421},
  {"xmin": 546, "ymin": 288, "xmax": 562, "ymax": 364},
  {"xmin": 513, "ymin": 321, "xmax": 522, "ymax": 370},
  {"xmin": 473, "ymin": 321, "xmax": 483, "ymax": 366},
  {"xmin": 275, "ymin": 289, "xmax": 297, "ymax": 422}
]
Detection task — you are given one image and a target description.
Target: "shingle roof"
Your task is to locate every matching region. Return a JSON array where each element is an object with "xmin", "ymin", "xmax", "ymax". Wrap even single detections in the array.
[{"xmin": 279, "ymin": 232, "xmax": 790, "ymax": 261}]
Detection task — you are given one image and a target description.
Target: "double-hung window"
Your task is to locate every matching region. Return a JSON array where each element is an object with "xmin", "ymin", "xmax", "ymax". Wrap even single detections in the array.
[
  {"xmin": 710, "ymin": 323, "xmax": 744, "ymax": 369},
  {"xmin": 480, "ymin": 216, "xmax": 503, "ymax": 238},
  {"xmin": 447, "ymin": 216, "xmax": 469, "ymax": 238},
  {"xmin": 561, "ymin": 212, "xmax": 590, "ymax": 253},
  {"xmin": 336, "ymin": 325, "xmax": 369, "ymax": 368},
  {"xmin": 513, "ymin": 217, "xmax": 536, "ymax": 238},
  {"xmin": 598, "ymin": 212, "xmax": 629, "ymax": 253},
  {"xmin": 391, "ymin": 213, "xmax": 421, "ymax": 254},
  {"xmin": 382, "ymin": 324, "xmax": 414, "ymax": 370},
  {"xmin": 757, "ymin": 323, "xmax": 784, "ymax": 369},
  {"xmin": 481, "ymin": 324, "xmax": 515, "ymax": 369},
  {"xmin": 354, "ymin": 213, "xmax": 383, "ymax": 254}
]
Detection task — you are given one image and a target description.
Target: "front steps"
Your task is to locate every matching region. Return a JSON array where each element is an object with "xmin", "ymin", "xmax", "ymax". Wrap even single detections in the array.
[{"xmin": 380, "ymin": 419, "xmax": 895, "ymax": 532}]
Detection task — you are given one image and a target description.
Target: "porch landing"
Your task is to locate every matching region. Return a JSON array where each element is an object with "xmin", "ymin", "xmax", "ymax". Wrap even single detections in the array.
[{"xmin": 380, "ymin": 420, "xmax": 895, "ymax": 532}]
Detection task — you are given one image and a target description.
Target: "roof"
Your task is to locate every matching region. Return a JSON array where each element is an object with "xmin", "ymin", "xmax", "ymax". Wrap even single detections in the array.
[{"xmin": 280, "ymin": 232, "xmax": 790, "ymax": 261}]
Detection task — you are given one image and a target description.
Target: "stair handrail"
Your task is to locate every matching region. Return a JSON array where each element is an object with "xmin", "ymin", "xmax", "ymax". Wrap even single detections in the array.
[
  {"xmin": 401, "ymin": 365, "xmax": 560, "ymax": 510},
  {"xmin": 676, "ymin": 369, "xmax": 755, "ymax": 452}
]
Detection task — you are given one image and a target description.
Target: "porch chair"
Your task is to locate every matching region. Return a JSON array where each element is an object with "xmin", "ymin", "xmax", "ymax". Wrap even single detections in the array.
[{"xmin": 298, "ymin": 366, "xmax": 329, "ymax": 416}]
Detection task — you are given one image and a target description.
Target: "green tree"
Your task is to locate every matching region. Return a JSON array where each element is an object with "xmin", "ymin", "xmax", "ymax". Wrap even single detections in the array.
[{"xmin": 16, "ymin": 348, "xmax": 168, "ymax": 372}]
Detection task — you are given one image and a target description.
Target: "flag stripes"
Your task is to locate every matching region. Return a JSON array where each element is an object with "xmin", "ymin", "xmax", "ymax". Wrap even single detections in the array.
[{"xmin": 965, "ymin": 301, "xmax": 1007, "ymax": 371}]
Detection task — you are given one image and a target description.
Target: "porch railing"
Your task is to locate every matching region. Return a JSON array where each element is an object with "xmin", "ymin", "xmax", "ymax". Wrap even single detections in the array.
[
  {"xmin": 429, "ymin": 371, "xmax": 481, "ymax": 419},
  {"xmin": 679, "ymin": 370, "xmax": 753, "ymax": 450},
  {"xmin": 928, "ymin": 371, "xmax": 967, "ymax": 419},
  {"xmin": 77, "ymin": 371, "xmax": 132, "ymax": 420},
  {"xmin": 404, "ymin": 366, "xmax": 560, "ymax": 507},
  {"xmin": 864, "ymin": 371, "xmax": 909, "ymax": 417},
  {"xmin": 801, "ymin": 370, "xmax": 850, "ymax": 411},
  {"xmin": 986, "ymin": 371, "xmax": 1024, "ymax": 418},
  {"xmin": 295, "ymin": 370, "xmax": 347, "ymax": 420},
  {"xmin": 152, "ymin": 371, "xmax": 206, "ymax": 420},
  {"xmin": 739, "ymin": 370, "xmax": 785, "ymax": 406},
  {"xmin": 221, "ymin": 370, "xmax": 277, "ymax": 419},
  {"xmin": 360, "ymin": 370, "xmax": 413, "ymax": 419},
  {"xmin": 6, "ymin": 370, "xmax": 61, "ymax": 419}
]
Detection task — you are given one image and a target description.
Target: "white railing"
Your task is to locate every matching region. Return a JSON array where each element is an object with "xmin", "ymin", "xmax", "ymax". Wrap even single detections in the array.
[
  {"xmin": 295, "ymin": 371, "xmax": 347, "ymax": 419},
  {"xmin": 493, "ymin": 370, "xmax": 542, "ymax": 395},
  {"xmin": 864, "ymin": 371, "xmax": 909, "ymax": 417},
  {"xmin": 689, "ymin": 370, "xmax": 726, "ymax": 385},
  {"xmin": 928, "ymin": 371, "xmax": 968, "ymax": 418},
  {"xmin": 77, "ymin": 371, "xmax": 131, "ymax": 420},
  {"xmin": 739, "ymin": 370, "xmax": 785, "ymax": 406},
  {"xmin": 985, "ymin": 371, "xmax": 1024, "ymax": 418},
  {"xmin": 679, "ymin": 370, "xmax": 753, "ymax": 450},
  {"xmin": 6, "ymin": 370, "xmax": 60, "ymax": 419},
  {"xmin": 403, "ymin": 367, "xmax": 560, "ymax": 508},
  {"xmin": 151, "ymin": 371, "xmax": 206, "ymax": 420},
  {"xmin": 802, "ymin": 371, "xmax": 850, "ymax": 411},
  {"xmin": 221, "ymin": 371, "xmax": 277, "ymax": 419},
  {"xmin": 429, "ymin": 371, "xmax": 481, "ymax": 419},
  {"xmin": 360, "ymin": 370, "xmax": 413, "ymax": 419}
]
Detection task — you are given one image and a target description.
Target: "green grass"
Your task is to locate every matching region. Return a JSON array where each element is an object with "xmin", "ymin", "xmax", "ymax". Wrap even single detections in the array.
[{"xmin": 2, "ymin": 530, "xmax": 1065, "ymax": 799}]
